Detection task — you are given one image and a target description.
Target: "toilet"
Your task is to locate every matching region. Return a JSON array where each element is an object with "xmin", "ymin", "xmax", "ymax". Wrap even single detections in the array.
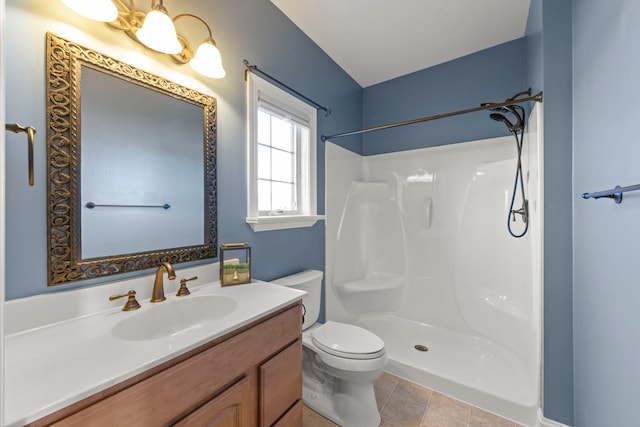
[{"xmin": 272, "ymin": 270, "xmax": 387, "ymax": 427}]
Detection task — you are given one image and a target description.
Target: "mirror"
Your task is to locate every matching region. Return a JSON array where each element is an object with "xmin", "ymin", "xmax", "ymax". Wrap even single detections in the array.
[{"xmin": 46, "ymin": 33, "xmax": 217, "ymax": 286}]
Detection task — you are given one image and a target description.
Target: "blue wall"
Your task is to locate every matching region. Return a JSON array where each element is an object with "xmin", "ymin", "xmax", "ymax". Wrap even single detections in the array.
[
  {"xmin": 4, "ymin": 0, "xmax": 362, "ymax": 299},
  {"xmin": 362, "ymin": 38, "xmax": 528, "ymax": 155},
  {"xmin": 537, "ymin": 0, "xmax": 574, "ymax": 424},
  {"xmin": 525, "ymin": 0, "xmax": 543, "ymax": 93},
  {"xmin": 573, "ymin": 0, "xmax": 640, "ymax": 425}
]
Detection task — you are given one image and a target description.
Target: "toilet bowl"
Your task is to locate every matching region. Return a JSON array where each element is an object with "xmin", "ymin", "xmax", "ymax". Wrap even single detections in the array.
[{"xmin": 272, "ymin": 270, "xmax": 387, "ymax": 427}]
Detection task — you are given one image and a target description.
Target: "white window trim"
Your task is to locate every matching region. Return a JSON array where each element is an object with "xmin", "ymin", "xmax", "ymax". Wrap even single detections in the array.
[{"xmin": 246, "ymin": 73, "xmax": 324, "ymax": 232}]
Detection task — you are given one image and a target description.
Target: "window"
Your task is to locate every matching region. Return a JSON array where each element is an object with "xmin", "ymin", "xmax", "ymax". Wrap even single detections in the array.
[{"xmin": 246, "ymin": 73, "xmax": 324, "ymax": 231}]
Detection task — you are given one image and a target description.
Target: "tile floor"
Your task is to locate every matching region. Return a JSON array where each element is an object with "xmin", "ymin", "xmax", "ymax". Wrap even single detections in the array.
[{"xmin": 302, "ymin": 372, "xmax": 524, "ymax": 427}]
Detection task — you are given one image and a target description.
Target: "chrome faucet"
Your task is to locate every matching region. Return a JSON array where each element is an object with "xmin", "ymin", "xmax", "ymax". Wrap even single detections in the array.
[{"xmin": 151, "ymin": 262, "xmax": 176, "ymax": 303}]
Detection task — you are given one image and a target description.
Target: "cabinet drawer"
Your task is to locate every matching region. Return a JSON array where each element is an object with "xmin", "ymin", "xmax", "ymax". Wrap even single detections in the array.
[
  {"xmin": 259, "ymin": 340, "xmax": 302, "ymax": 427},
  {"xmin": 272, "ymin": 400, "xmax": 302, "ymax": 427}
]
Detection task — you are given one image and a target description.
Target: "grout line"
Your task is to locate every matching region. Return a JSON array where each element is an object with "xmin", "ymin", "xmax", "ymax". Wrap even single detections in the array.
[
  {"xmin": 419, "ymin": 387, "xmax": 434, "ymax": 426},
  {"xmin": 419, "ymin": 403, "xmax": 429, "ymax": 427},
  {"xmin": 378, "ymin": 378, "xmax": 399, "ymax": 413}
]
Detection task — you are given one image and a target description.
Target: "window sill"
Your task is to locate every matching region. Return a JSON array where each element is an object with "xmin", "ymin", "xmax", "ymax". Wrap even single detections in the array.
[{"xmin": 246, "ymin": 215, "xmax": 325, "ymax": 232}]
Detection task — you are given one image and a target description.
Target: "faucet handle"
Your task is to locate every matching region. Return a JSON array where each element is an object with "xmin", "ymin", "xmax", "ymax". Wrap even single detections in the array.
[
  {"xmin": 109, "ymin": 290, "xmax": 141, "ymax": 311},
  {"xmin": 177, "ymin": 276, "xmax": 198, "ymax": 296}
]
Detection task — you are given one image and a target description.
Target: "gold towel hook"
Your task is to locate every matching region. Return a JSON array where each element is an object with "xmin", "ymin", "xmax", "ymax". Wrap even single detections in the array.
[{"xmin": 5, "ymin": 123, "xmax": 35, "ymax": 186}]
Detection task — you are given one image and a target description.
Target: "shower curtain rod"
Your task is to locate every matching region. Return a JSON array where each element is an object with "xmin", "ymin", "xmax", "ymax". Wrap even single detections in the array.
[
  {"xmin": 320, "ymin": 90, "xmax": 543, "ymax": 142},
  {"xmin": 244, "ymin": 60, "xmax": 332, "ymax": 117}
]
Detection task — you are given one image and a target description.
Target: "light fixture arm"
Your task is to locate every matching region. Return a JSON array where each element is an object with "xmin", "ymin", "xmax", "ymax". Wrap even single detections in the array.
[
  {"xmin": 109, "ymin": 0, "xmax": 146, "ymax": 40},
  {"xmin": 173, "ymin": 14, "xmax": 214, "ymax": 40},
  {"xmin": 170, "ymin": 13, "xmax": 219, "ymax": 65},
  {"xmin": 153, "ymin": 0, "xmax": 166, "ymax": 10}
]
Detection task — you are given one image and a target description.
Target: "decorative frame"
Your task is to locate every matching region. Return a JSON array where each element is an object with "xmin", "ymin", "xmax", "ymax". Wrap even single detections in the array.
[
  {"xmin": 219, "ymin": 243, "xmax": 252, "ymax": 287},
  {"xmin": 46, "ymin": 32, "xmax": 217, "ymax": 286}
]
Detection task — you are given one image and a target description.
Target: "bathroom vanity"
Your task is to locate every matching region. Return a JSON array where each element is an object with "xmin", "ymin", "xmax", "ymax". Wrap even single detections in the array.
[
  {"xmin": 31, "ymin": 305, "xmax": 301, "ymax": 426},
  {"xmin": 4, "ymin": 270, "xmax": 305, "ymax": 427}
]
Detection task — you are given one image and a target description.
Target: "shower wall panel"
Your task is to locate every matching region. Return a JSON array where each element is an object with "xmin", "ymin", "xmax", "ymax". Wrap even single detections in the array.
[
  {"xmin": 329, "ymin": 132, "xmax": 540, "ymax": 344},
  {"xmin": 325, "ymin": 143, "xmax": 364, "ymax": 324}
]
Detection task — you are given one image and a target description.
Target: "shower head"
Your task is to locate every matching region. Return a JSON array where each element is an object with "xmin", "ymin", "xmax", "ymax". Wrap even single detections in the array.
[
  {"xmin": 490, "ymin": 113, "xmax": 515, "ymax": 130},
  {"xmin": 489, "ymin": 107, "xmax": 524, "ymax": 133}
]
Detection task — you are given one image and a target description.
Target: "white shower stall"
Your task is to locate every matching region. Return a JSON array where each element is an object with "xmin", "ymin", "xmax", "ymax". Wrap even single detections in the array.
[{"xmin": 325, "ymin": 106, "xmax": 542, "ymax": 425}]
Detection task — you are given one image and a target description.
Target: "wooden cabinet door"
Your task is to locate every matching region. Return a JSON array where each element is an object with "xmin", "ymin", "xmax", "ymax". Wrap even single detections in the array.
[
  {"xmin": 259, "ymin": 340, "xmax": 302, "ymax": 426},
  {"xmin": 174, "ymin": 376, "xmax": 256, "ymax": 427}
]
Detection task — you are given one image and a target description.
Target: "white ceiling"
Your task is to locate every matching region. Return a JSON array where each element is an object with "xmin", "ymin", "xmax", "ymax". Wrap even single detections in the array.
[{"xmin": 271, "ymin": 0, "xmax": 531, "ymax": 88}]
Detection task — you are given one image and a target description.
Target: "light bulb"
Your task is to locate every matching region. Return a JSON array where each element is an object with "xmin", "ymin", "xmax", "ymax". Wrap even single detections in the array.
[
  {"xmin": 60, "ymin": 0, "xmax": 118, "ymax": 22},
  {"xmin": 136, "ymin": 7, "xmax": 182, "ymax": 54},
  {"xmin": 189, "ymin": 39, "xmax": 226, "ymax": 78}
]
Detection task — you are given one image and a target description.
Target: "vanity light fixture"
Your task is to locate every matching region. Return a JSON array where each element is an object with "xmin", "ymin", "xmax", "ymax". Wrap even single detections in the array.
[{"xmin": 60, "ymin": 0, "xmax": 226, "ymax": 78}]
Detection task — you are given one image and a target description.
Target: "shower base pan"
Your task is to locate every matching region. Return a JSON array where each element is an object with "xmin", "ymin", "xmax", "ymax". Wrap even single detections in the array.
[{"xmin": 358, "ymin": 315, "xmax": 538, "ymax": 426}]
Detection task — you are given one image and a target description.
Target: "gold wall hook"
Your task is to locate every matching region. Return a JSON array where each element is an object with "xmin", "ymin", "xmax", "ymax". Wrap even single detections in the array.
[{"xmin": 5, "ymin": 123, "xmax": 36, "ymax": 186}]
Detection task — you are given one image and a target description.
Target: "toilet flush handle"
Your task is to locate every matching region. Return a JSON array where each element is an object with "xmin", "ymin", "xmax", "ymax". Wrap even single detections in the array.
[{"xmin": 301, "ymin": 304, "xmax": 307, "ymax": 325}]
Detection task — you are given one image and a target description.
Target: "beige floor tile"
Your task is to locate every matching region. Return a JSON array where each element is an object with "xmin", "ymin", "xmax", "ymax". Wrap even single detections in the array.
[
  {"xmin": 392, "ymin": 378, "xmax": 433, "ymax": 406},
  {"xmin": 469, "ymin": 406, "xmax": 516, "ymax": 427},
  {"xmin": 422, "ymin": 407, "xmax": 469, "ymax": 427},
  {"xmin": 380, "ymin": 379, "xmax": 430, "ymax": 427},
  {"xmin": 381, "ymin": 398, "xmax": 427, "ymax": 427},
  {"xmin": 375, "ymin": 371, "xmax": 401, "ymax": 389},
  {"xmin": 303, "ymin": 404, "xmax": 335, "ymax": 427},
  {"xmin": 380, "ymin": 417, "xmax": 405, "ymax": 427},
  {"xmin": 424, "ymin": 391, "xmax": 471, "ymax": 425},
  {"xmin": 374, "ymin": 371, "xmax": 400, "ymax": 410}
]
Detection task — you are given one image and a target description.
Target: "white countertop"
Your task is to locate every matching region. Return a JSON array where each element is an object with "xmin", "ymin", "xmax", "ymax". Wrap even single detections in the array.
[{"xmin": 4, "ymin": 273, "xmax": 304, "ymax": 426}]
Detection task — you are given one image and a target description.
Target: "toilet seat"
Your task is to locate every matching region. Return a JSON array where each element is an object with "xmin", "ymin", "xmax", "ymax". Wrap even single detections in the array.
[{"xmin": 311, "ymin": 321, "xmax": 385, "ymax": 360}]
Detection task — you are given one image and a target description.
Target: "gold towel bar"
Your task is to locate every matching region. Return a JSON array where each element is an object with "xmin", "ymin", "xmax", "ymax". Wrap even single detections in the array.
[{"xmin": 5, "ymin": 123, "xmax": 36, "ymax": 186}]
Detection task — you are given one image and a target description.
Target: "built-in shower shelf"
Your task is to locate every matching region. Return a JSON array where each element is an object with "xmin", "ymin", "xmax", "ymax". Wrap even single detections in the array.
[{"xmin": 337, "ymin": 275, "xmax": 404, "ymax": 293}]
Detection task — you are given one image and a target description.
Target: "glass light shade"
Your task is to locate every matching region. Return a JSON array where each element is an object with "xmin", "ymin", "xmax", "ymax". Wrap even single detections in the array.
[
  {"xmin": 136, "ymin": 9, "xmax": 182, "ymax": 54},
  {"xmin": 189, "ymin": 41, "xmax": 226, "ymax": 78},
  {"xmin": 61, "ymin": 0, "xmax": 118, "ymax": 22}
]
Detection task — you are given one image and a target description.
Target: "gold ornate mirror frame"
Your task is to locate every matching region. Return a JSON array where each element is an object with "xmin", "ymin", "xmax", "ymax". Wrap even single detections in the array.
[{"xmin": 46, "ymin": 32, "xmax": 217, "ymax": 286}]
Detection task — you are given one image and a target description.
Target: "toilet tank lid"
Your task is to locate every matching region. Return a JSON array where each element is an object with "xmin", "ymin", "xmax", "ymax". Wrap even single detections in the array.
[{"xmin": 271, "ymin": 269, "xmax": 323, "ymax": 286}]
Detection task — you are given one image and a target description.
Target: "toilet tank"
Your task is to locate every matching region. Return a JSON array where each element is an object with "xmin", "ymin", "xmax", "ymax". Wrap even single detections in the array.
[{"xmin": 271, "ymin": 270, "xmax": 323, "ymax": 330}]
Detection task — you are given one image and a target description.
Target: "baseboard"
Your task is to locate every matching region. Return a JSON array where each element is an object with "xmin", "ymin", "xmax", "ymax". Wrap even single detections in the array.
[{"xmin": 538, "ymin": 409, "xmax": 572, "ymax": 427}]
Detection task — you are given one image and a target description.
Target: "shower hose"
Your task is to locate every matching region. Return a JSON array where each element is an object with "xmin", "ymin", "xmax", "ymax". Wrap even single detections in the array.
[{"xmin": 507, "ymin": 128, "xmax": 528, "ymax": 238}]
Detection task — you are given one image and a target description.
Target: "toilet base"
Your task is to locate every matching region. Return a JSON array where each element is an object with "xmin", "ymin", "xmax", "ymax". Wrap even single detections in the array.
[{"xmin": 302, "ymin": 379, "xmax": 381, "ymax": 427}]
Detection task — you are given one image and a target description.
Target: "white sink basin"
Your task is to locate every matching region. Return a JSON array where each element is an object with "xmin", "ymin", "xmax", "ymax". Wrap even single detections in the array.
[{"xmin": 112, "ymin": 295, "xmax": 238, "ymax": 341}]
